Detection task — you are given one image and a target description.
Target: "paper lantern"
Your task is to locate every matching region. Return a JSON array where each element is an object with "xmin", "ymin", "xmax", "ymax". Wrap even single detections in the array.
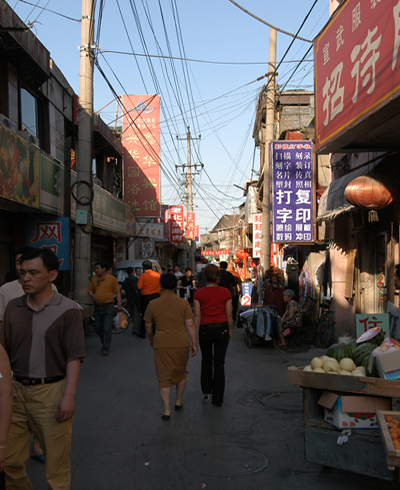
[{"xmin": 344, "ymin": 175, "xmax": 394, "ymax": 210}]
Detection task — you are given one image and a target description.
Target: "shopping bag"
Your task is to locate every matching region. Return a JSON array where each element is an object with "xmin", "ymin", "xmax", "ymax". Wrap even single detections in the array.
[{"xmin": 114, "ymin": 311, "xmax": 128, "ymax": 330}]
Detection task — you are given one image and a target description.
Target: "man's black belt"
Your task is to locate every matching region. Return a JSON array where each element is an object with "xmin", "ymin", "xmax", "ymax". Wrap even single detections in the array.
[{"xmin": 14, "ymin": 375, "xmax": 65, "ymax": 386}]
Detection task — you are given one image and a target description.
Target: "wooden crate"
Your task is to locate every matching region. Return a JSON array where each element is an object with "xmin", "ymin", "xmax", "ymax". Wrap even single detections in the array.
[
  {"xmin": 376, "ymin": 410, "xmax": 400, "ymax": 469},
  {"xmin": 288, "ymin": 366, "xmax": 400, "ymax": 398}
]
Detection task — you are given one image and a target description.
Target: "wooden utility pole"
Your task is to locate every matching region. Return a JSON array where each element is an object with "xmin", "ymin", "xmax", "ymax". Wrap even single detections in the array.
[
  {"xmin": 177, "ymin": 127, "xmax": 201, "ymax": 272},
  {"xmin": 260, "ymin": 28, "xmax": 277, "ymax": 274},
  {"xmin": 74, "ymin": 0, "xmax": 94, "ymax": 304}
]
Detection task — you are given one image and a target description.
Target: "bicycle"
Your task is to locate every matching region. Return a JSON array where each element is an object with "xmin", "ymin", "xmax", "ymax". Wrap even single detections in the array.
[{"xmin": 316, "ymin": 307, "xmax": 335, "ymax": 348}]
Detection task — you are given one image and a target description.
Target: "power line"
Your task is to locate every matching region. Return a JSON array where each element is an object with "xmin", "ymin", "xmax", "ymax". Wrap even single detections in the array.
[{"xmin": 17, "ymin": 0, "xmax": 81, "ymax": 22}]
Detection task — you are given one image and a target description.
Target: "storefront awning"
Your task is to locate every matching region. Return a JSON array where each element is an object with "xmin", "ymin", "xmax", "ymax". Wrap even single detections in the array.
[{"xmin": 316, "ymin": 161, "xmax": 380, "ymax": 223}]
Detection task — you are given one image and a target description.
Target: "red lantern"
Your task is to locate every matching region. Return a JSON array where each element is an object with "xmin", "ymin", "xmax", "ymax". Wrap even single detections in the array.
[
  {"xmin": 344, "ymin": 175, "xmax": 394, "ymax": 210},
  {"xmin": 233, "ymin": 258, "xmax": 241, "ymax": 264},
  {"xmin": 235, "ymin": 250, "xmax": 249, "ymax": 260}
]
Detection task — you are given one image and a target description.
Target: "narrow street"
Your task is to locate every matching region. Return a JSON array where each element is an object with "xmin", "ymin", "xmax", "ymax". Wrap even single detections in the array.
[{"xmin": 25, "ymin": 327, "xmax": 392, "ymax": 489}]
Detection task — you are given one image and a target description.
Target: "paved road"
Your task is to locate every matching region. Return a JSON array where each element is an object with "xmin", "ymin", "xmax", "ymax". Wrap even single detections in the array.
[{"xmin": 26, "ymin": 325, "xmax": 395, "ymax": 489}]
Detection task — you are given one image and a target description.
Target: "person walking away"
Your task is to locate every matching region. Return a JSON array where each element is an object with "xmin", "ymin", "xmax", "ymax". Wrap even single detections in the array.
[
  {"xmin": 193, "ymin": 264, "xmax": 232, "ymax": 407},
  {"xmin": 121, "ymin": 267, "xmax": 141, "ymax": 336},
  {"xmin": 0, "ymin": 245, "xmax": 54, "ymax": 464},
  {"xmin": 88, "ymin": 261, "xmax": 122, "ymax": 356},
  {"xmin": 144, "ymin": 273, "xmax": 197, "ymax": 420},
  {"xmin": 276, "ymin": 289, "xmax": 302, "ymax": 349},
  {"xmin": 137, "ymin": 260, "xmax": 161, "ymax": 339},
  {"xmin": 227, "ymin": 263, "xmax": 242, "ymax": 322},
  {"xmin": 0, "ymin": 344, "xmax": 12, "ymax": 490},
  {"xmin": 0, "ymin": 247, "xmax": 85, "ymax": 490}
]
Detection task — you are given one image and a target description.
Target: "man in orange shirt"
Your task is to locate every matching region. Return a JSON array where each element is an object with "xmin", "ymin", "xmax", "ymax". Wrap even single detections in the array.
[
  {"xmin": 137, "ymin": 260, "xmax": 161, "ymax": 339},
  {"xmin": 88, "ymin": 262, "xmax": 122, "ymax": 355}
]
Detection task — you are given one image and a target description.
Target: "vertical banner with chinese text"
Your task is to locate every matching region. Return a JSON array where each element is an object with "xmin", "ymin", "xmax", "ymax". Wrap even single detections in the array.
[
  {"xmin": 186, "ymin": 212, "xmax": 195, "ymax": 240},
  {"xmin": 170, "ymin": 205, "xmax": 184, "ymax": 242},
  {"xmin": 252, "ymin": 214, "xmax": 262, "ymax": 258},
  {"xmin": 161, "ymin": 204, "xmax": 170, "ymax": 240},
  {"xmin": 272, "ymin": 141, "xmax": 313, "ymax": 243},
  {"xmin": 122, "ymin": 95, "xmax": 160, "ymax": 217}
]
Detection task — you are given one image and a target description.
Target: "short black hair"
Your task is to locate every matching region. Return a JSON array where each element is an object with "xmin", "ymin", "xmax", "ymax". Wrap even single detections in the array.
[
  {"xmin": 160, "ymin": 272, "xmax": 177, "ymax": 290},
  {"xmin": 15, "ymin": 246, "xmax": 34, "ymax": 258},
  {"xmin": 126, "ymin": 267, "xmax": 134, "ymax": 275},
  {"xmin": 185, "ymin": 267, "xmax": 192, "ymax": 272},
  {"xmin": 20, "ymin": 247, "xmax": 59, "ymax": 272},
  {"xmin": 95, "ymin": 261, "xmax": 108, "ymax": 270},
  {"xmin": 142, "ymin": 260, "xmax": 152, "ymax": 270},
  {"xmin": 220, "ymin": 261, "xmax": 228, "ymax": 269}
]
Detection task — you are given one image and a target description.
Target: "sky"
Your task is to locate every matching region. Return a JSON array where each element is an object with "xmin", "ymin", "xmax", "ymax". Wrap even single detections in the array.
[{"xmin": 11, "ymin": 0, "xmax": 330, "ymax": 234}]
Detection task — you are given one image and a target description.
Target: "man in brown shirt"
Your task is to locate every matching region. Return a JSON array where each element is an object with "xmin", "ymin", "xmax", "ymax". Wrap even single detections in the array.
[
  {"xmin": 0, "ymin": 247, "xmax": 85, "ymax": 490},
  {"xmin": 88, "ymin": 261, "xmax": 122, "ymax": 356}
]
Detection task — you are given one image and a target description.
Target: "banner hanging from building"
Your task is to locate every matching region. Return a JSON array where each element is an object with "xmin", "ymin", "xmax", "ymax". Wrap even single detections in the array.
[
  {"xmin": 170, "ymin": 205, "xmax": 184, "ymax": 242},
  {"xmin": 122, "ymin": 95, "xmax": 160, "ymax": 217},
  {"xmin": 25, "ymin": 217, "xmax": 70, "ymax": 270},
  {"xmin": 161, "ymin": 204, "xmax": 170, "ymax": 240},
  {"xmin": 201, "ymin": 249, "xmax": 231, "ymax": 256},
  {"xmin": 252, "ymin": 214, "xmax": 262, "ymax": 258},
  {"xmin": 272, "ymin": 141, "xmax": 314, "ymax": 243},
  {"xmin": 195, "ymin": 225, "xmax": 199, "ymax": 241},
  {"xmin": 186, "ymin": 212, "xmax": 195, "ymax": 240}
]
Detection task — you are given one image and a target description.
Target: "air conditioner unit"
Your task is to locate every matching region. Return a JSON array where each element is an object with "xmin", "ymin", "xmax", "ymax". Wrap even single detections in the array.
[{"xmin": 17, "ymin": 129, "xmax": 39, "ymax": 147}]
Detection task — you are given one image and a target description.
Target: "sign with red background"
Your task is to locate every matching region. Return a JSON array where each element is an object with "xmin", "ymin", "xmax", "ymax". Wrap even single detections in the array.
[
  {"xmin": 186, "ymin": 212, "xmax": 195, "ymax": 240},
  {"xmin": 170, "ymin": 205, "xmax": 184, "ymax": 242},
  {"xmin": 314, "ymin": 0, "xmax": 400, "ymax": 150},
  {"xmin": 122, "ymin": 95, "xmax": 160, "ymax": 217}
]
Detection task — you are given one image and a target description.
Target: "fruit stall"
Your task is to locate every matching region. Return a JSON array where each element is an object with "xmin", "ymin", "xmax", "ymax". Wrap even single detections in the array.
[{"xmin": 288, "ymin": 332, "xmax": 400, "ymax": 481}]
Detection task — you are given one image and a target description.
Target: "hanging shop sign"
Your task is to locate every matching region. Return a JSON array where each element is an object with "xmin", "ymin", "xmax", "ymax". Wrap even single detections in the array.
[
  {"xmin": 186, "ymin": 212, "xmax": 196, "ymax": 240},
  {"xmin": 161, "ymin": 204, "xmax": 170, "ymax": 240},
  {"xmin": 355, "ymin": 314, "xmax": 389, "ymax": 340},
  {"xmin": 314, "ymin": 0, "xmax": 400, "ymax": 153},
  {"xmin": 135, "ymin": 222, "xmax": 164, "ymax": 239},
  {"xmin": 271, "ymin": 141, "xmax": 314, "ymax": 243},
  {"xmin": 195, "ymin": 225, "xmax": 199, "ymax": 241},
  {"xmin": 201, "ymin": 249, "xmax": 231, "ymax": 256},
  {"xmin": 252, "ymin": 213, "xmax": 262, "ymax": 258},
  {"xmin": 122, "ymin": 94, "xmax": 161, "ymax": 217},
  {"xmin": 241, "ymin": 281, "xmax": 253, "ymax": 306},
  {"xmin": 170, "ymin": 205, "xmax": 184, "ymax": 242},
  {"xmin": 25, "ymin": 217, "xmax": 70, "ymax": 270}
]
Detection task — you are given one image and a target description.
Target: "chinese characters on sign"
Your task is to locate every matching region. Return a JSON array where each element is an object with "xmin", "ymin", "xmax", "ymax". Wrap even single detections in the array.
[
  {"xmin": 122, "ymin": 95, "xmax": 161, "ymax": 217},
  {"xmin": 170, "ymin": 205, "xmax": 184, "ymax": 242},
  {"xmin": 201, "ymin": 249, "xmax": 231, "ymax": 256},
  {"xmin": 355, "ymin": 314, "xmax": 389, "ymax": 339},
  {"xmin": 186, "ymin": 212, "xmax": 196, "ymax": 240},
  {"xmin": 252, "ymin": 214, "xmax": 262, "ymax": 258},
  {"xmin": 25, "ymin": 217, "xmax": 70, "ymax": 270},
  {"xmin": 272, "ymin": 142, "xmax": 314, "ymax": 243},
  {"xmin": 314, "ymin": 0, "xmax": 400, "ymax": 150}
]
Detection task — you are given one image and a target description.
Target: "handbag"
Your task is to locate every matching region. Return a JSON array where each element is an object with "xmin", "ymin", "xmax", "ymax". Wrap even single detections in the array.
[{"xmin": 283, "ymin": 327, "xmax": 292, "ymax": 337}]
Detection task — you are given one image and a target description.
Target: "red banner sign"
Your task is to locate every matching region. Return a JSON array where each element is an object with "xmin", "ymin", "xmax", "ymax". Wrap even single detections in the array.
[
  {"xmin": 170, "ymin": 205, "xmax": 184, "ymax": 242},
  {"xmin": 195, "ymin": 225, "xmax": 199, "ymax": 241},
  {"xmin": 186, "ymin": 212, "xmax": 195, "ymax": 240},
  {"xmin": 314, "ymin": 0, "xmax": 400, "ymax": 151},
  {"xmin": 122, "ymin": 95, "xmax": 160, "ymax": 217},
  {"xmin": 201, "ymin": 249, "xmax": 231, "ymax": 256}
]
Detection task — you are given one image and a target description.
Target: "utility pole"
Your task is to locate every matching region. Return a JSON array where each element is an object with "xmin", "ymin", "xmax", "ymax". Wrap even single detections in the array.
[
  {"xmin": 74, "ymin": 0, "xmax": 94, "ymax": 304},
  {"xmin": 260, "ymin": 28, "xmax": 277, "ymax": 275},
  {"xmin": 176, "ymin": 127, "xmax": 201, "ymax": 272}
]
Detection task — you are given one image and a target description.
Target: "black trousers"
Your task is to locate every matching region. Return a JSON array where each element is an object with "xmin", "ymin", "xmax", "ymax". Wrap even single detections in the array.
[
  {"xmin": 199, "ymin": 322, "xmax": 230, "ymax": 406},
  {"xmin": 139, "ymin": 293, "xmax": 160, "ymax": 337}
]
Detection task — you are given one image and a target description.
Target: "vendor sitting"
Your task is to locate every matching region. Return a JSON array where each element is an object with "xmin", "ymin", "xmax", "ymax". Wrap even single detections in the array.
[{"xmin": 276, "ymin": 289, "xmax": 302, "ymax": 349}]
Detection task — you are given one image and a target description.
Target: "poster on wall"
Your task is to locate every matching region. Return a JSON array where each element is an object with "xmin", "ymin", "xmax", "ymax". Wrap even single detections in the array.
[
  {"xmin": 25, "ymin": 217, "xmax": 70, "ymax": 270},
  {"xmin": 271, "ymin": 141, "xmax": 314, "ymax": 243}
]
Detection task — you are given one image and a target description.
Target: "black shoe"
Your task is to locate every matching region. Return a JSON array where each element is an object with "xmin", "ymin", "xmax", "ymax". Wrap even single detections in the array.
[
  {"xmin": 161, "ymin": 414, "xmax": 170, "ymax": 421},
  {"xmin": 213, "ymin": 403, "xmax": 222, "ymax": 407},
  {"xmin": 175, "ymin": 404, "xmax": 183, "ymax": 411},
  {"xmin": 101, "ymin": 348, "xmax": 109, "ymax": 356}
]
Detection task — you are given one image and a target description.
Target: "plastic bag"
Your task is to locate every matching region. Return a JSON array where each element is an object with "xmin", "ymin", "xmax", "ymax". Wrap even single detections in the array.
[{"xmin": 114, "ymin": 311, "xmax": 128, "ymax": 330}]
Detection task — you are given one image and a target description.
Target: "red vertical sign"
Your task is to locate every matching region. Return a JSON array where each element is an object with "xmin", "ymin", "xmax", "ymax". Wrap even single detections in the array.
[
  {"xmin": 186, "ymin": 212, "xmax": 195, "ymax": 240},
  {"xmin": 195, "ymin": 225, "xmax": 199, "ymax": 241},
  {"xmin": 170, "ymin": 205, "xmax": 184, "ymax": 242},
  {"xmin": 122, "ymin": 95, "xmax": 161, "ymax": 217},
  {"xmin": 161, "ymin": 204, "xmax": 170, "ymax": 240}
]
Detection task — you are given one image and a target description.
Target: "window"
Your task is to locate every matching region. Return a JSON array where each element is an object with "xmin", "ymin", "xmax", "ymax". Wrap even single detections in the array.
[{"xmin": 20, "ymin": 87, "xmax": 37, "ymax": 136}]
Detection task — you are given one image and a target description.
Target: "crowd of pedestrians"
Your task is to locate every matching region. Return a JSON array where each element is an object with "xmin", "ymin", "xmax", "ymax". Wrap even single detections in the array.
[{"xmin": 0, "ymin": 253, "xmax": 243, "ymax": 488}]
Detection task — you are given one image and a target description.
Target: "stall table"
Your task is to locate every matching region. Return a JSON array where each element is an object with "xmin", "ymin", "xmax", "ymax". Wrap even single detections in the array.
[{"xmin": 288, "ymin": 366, "xmax": 400, "ymax": 481}]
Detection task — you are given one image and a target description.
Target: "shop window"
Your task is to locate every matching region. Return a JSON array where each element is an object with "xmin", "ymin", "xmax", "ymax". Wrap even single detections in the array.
[{"xmin": 20, "ymin": 87, "xmax": 37, "ymax": 137}]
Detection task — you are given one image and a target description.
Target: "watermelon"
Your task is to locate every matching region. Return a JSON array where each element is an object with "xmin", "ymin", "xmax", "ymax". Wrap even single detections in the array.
[
  {"xmin": 361, "ymin": 354, "xmax": 379, "ymax": 377},
  {"xmin": 353, "ymin": 342, "xmax": 375, "ymax": 367},
  {"xmin": 347, "ymin": 339, "xmax": 359, "ymax": 359},
  {"xmin": 326, "ymin": 343, "xmax": 352, "ymax": 362}
]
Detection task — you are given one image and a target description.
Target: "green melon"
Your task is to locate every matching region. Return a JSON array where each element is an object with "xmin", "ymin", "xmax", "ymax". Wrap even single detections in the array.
[
  {"xmin": 347, "ymin": 339, "xmax": 359, "ymax": 359},
  {"xmin": 326, "ymin": 343, "xmax": 352, "ymax": 362},
  {"xmin": 353, "ymin": 343, "xmax": 375, "ymax": 367}
]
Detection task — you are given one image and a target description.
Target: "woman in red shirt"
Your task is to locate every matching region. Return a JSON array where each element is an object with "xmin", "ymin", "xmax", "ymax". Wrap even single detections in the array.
[{"xmin": 193, "ymin": 264, "xmax": 232, "ymax": 407}]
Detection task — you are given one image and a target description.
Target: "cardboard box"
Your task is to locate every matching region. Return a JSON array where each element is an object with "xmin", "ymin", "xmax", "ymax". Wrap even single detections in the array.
[
  {"xmin": 318, "ymin": 391, "xmax": 391, "ymax": 429},
  {"xmin": 374, "ymin": 350, "xmax": 400, "ymax": 380}
]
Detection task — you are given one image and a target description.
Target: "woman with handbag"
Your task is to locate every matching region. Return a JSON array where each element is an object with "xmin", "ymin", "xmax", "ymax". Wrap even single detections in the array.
[
  {"xmin": 276, "ymin": 289, "xmax": 302, "ymax": 349},
  {"xmin": 193, "ymin": 264, "xmax": 232, "ymax": 407}
]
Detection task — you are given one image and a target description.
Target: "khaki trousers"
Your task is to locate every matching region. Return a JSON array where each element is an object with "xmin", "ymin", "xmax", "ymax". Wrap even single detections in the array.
[{"xmin": 5, "ymin": 379, "xmax": 73, "ymax": 490}]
